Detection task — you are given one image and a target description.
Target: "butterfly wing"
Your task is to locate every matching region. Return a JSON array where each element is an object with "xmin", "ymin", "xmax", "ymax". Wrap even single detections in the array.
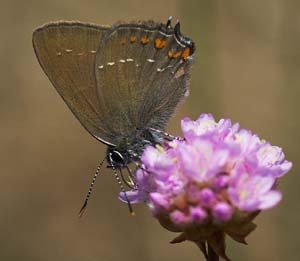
[
  {"xmin": 32, "ymin": 21, "xmax": 116, "ymax": 146},
  {"xmin": 94, "ymin": 21, "xmax": 194, "ymax": 143}
]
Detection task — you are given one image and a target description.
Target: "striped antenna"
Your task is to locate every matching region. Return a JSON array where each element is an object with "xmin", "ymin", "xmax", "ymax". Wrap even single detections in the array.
[
  {"xmin": 78, "ymin": 157, "xmax": 106, "ymax": 218},
  {"xmin": 112, "ymin": 167, "xmax": 135, "ymax": 215}
]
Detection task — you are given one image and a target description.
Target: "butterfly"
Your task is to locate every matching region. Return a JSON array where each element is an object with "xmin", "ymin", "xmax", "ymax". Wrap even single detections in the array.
[{"xmin": 32, "ymin": 17, "xmax": 195, "ymax": 215}]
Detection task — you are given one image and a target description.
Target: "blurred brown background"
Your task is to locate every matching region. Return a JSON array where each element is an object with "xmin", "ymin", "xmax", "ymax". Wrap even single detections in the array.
[{"xmin": 1, "ymin": 0, "xmax": 299, "ymax": 260}]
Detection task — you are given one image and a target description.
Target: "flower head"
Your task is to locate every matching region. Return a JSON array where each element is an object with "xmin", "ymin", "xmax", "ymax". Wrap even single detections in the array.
[{"xmin": 120, "ymin": 113, "xmax": 292, "ymax": 259}]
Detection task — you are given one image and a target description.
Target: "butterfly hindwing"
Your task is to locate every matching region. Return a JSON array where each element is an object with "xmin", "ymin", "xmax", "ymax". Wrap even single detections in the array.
[{"xmin": 94, "ymin": 21, "xmax": 194, "ymax": 143}]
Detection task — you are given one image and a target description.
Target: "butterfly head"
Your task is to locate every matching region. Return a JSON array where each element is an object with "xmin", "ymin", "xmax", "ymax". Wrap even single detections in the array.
[{"xmin": 107, "ymin": 147, "xmax": 131, "ymax": 168}]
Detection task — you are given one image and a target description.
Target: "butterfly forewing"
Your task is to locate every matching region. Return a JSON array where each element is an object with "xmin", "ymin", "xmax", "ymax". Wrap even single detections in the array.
[
  {"xmin": 32, "ymin": 22, "xmax": 116, "ymax": 146},
  {"xmin": 94, "ymin": 22, "xmax": 193, "ymax": 142}
]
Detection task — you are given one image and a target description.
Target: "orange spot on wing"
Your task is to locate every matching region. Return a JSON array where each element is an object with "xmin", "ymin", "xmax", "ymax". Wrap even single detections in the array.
[
  {"xmin": 168, "ymin": 50, "xmax": 174, "ymax": 58},
  {"xmin": 141, "ymin": 37, "xmax": 150, "ymax": 44},
  {"xmin": 182, "ymin": 47, "xmax": 191, "ymax": 60},
  {"xmin": 155, "ymin": 38, "xmax": 167, "ymax": 49},
  {"xmin": 130, "ymin": 36, "xmax": 137, "ymax": 43},
  {"xmin": 168, "ymin": 50, "xmax": 182, "ymax": 59}
]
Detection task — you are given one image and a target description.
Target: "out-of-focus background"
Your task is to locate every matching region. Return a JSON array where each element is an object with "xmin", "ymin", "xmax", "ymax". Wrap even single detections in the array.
[{"xmin": 1, "ymin": 0, "xmax": 299, "ymax": 260}]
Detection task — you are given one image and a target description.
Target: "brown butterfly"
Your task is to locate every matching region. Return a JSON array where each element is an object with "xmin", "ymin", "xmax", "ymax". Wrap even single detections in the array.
[{"xmin": 32, "ymin": 17, "xmax": 195, "ymax": 215}]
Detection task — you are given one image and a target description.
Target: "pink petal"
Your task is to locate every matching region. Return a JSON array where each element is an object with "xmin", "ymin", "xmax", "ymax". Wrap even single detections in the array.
[{"xmin": 258, "ymin": 190, "xmax": 282, "ymax": 210}]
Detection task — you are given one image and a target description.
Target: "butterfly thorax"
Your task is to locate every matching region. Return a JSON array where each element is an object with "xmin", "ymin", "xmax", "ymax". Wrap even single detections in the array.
[{"xmin": 106, "ymin": 127, "xmax": 164, "ymax": 167}]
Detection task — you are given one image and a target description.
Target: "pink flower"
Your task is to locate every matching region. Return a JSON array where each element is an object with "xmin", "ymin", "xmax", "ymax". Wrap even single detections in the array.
[{"xmin": 120, "ymin": 113, "xmax": 292, "ymax": 260}]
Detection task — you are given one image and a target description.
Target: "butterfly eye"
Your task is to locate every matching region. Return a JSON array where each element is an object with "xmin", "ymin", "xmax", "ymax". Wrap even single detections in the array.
[{"xmin": 109, "ymin": 150, "xmax": 126, "ymax": 167}]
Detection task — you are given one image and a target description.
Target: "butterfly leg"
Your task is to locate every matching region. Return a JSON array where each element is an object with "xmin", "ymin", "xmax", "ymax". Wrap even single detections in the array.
[
  {"xmin": 119, "ymin": 167, "xmax": 135, "ymax": 189},
  {"xmin": 149, "ymin": 127, "xmax": 184, "ymax": 141}
]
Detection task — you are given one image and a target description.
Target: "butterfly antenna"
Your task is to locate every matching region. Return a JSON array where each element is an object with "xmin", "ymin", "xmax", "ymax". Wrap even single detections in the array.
[
  {"xmin": 78, "ymin": 158, "xmax": 106, "ymax": 218},
  {"xmin": 112, "ymin": 166, "xmax": 135, "ymax": 216}
]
